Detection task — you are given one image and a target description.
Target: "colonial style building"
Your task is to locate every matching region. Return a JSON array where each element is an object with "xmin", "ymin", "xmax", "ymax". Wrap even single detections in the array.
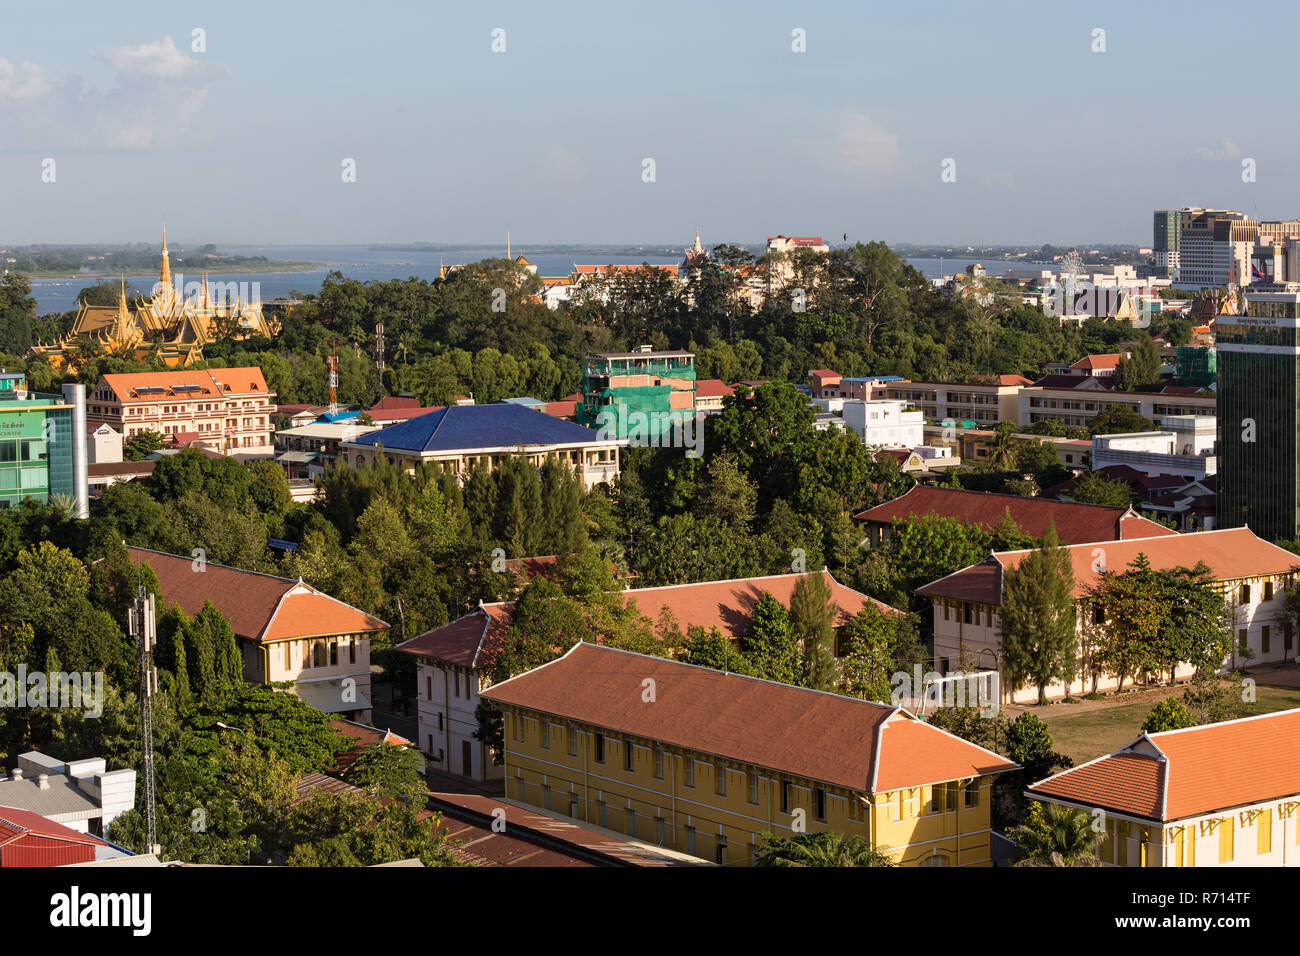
[
  {"xmin": 882, "ymin": 377, "xmax": 1030, "ymax": 426},
  {"xmin": 1028, "ymin": 709, "xmax": 1300, "ymax": 866},
  {"xmin": 853, "ymin": 485, "xmax": 1176, "ymax": 549},
  {"xmin": 400, "ymin": 571, "xmax": 898, "ymax": 782},
  {"xmin": 28, "ymin": 229, "xmax": 276, "ymax": 369},
  {"xmin": 483, "ymin": 642, "xmax": 1019, "ymax": 866},
  {"xmin": 129, "ymin": 546, "xmax": 388, "ymax": 722},
  {"xmin": 916, "ymin": 527, "xmax": 1299, "ymax": 703},
  {"xmin": 341, "ymin": 403, "xmax": 624, "ymax": 491},
  {"xmin": 87, "ymin": 367, "xmax": 276, "ymax": 457}
]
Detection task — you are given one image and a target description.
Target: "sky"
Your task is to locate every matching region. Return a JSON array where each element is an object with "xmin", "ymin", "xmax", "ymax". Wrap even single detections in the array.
[{"xmin": 1, "ymin": 0, "xmax": 1297, "ymax": 247}]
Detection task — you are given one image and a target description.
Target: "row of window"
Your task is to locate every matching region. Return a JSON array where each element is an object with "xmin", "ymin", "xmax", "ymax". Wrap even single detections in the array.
[
  {"xmin": 282, "ymin": 636, "xmax": 360, "ymax": 670},
  {"xmin": 517, "ymin": 716, "xmax": 845, "ymax": 820}
]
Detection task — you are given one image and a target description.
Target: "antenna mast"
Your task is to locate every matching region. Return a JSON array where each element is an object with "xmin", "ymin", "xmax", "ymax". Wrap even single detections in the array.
[
  {"xmin": 128, "ymin": 587, "xmax": 159, "ymax": 855},
  {"xmin": 328, "ymin": 341, "xmax": 339, "ymax": 417}
]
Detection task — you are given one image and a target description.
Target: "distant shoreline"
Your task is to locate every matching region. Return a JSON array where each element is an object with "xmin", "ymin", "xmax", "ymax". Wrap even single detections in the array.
[{"xmin": 16, "ymin": 261, "xmax": 323, "ymax": 279}]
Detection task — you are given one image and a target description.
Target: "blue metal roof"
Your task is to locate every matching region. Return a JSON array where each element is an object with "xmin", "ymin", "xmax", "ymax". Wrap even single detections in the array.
[
  {"xmin": 842, "ymin": 375, "xmax": 904, "ymax": 383},
  {"xmin": 349, "ymin": 403, "xmax": 613, "ymax": 453},
  {"xmin": 317, "ymin": 409, "xmax": 360, "ymax": 423},
  {"xmin": 501, "ymin": 396, "xmax": 547, "ymax": 407}
]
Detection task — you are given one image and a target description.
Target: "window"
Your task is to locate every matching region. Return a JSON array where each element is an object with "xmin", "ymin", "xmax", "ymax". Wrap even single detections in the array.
[
  {"xmin": 425, "ymin": 675, "xmax": 432, "ymax": 700},
  {"xmin": 624, "ymin": 738, "xmax": 635, "ymax": 772},
  {"xmin": 284, "ymin": 643, "xmax": 292, "ymax": 670},
  {"xmin": 1258, "ymin": 808, "xmax": 1272, "ymax": 855},
  {"xmin": 594, "ymin": 732, "xmax": 605, "ymax": 763},
  {"xmin": 919, "ymin": 853, "xmax": 950, "ymax": 867},
  {"xmin": 814, "ymin": 787, "xmax": 826, "ymax": 821},
  {"xmin": 568, "ymin": 726, "xmax": 578, "ymax": 756},
  {"xmin": 542, "ymin": 784, "xmax": 551, "ymax": 811},
  {"xmin": 927, "ymin": 786, "xmax": 942, "ymax": 813},
  {"xmin": 943, "ymin": 601, "xmax": 950, "ymax": 621},
  {"xmin": 512, "ymin": 714, "xmax": 523, "ymax": 742},
  {"xmin": 1239, "ymin": 629, "xmax": 1249, "ymax": 655},
  {"xmin": 349, "ymin": 640, "xmax": 356, "ymax": 664},
  {"xmin": 685, "ymin": 826, "xmax": 696, "ymax": 856},
  {"xmin": 1093, "ymin": 603, "xmax": 1105, "ymax": 625},
  {"xmin": 626, "ymin": 808, "xmax": 637, "ymax": 838},
  {"xmin": 965, "ymin": 779, "xmax": 980, "ymax": 808},
  {"xmin": 963, "ymin": 603, "xmax": 973, "ymax": 624},
  {"xmin": 1219, "ymin": 817, "xmax": 1234, "ymax": 863},
  {"xmin": 715, "ymin": 836, "xmax": 727, "ymax": 865},
  {"xmin": 1264, "ymin": 580, "xmax": 1275, "ymax": 601},
  {"xmin": 684, "ymin": 757, "xmax": 695, "ymax": 788},
  {"xmin": 715, "ymin": 763, "xmax": 727, "ymax": 797},
  {"xmin": 540, "ymin": 721, "xmax": 550, "ymax": 749},
  {"xmin": 329, "ymin": 641, "xmax": 338, "ymax": 666},
  {"xmin": 653, "ymin": 747, "xmax": 664, "ymax": 780},
  {"xmin": 437, "ymin": 712, "xmax": 444, "ymax": 731},
  {"xmin": 747, "ymin": 770, "xmax": 759, "ymax": 805},
  {"xmin": 453, "ymin": 672, "xmax": 461, "ymax": 698},
  {"xmin": 780, "ymin": 780, "xmax": 791, "ymax": 814},
  {"xmin": 656, "ymin": 817, "xmax": 666, "ymax": 845},
  {"xmin": 597, "ymin": 801, "xmax": 607, "ymax": 827},
  {"xmin": 1262, "ymin": 626, "xmax": 1271, "ymax": 654},
  {"xmin": 945, "ymin": 782, "xmax": 959, "ymax": 811}
]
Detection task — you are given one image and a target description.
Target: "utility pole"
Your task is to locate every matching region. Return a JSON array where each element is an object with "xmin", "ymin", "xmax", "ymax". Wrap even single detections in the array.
[{"xmin": 128, "ymin": 586, "xmax": 159, "ymax": 855}]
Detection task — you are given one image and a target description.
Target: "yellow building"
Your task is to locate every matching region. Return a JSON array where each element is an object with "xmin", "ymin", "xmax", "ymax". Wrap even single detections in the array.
[
  {"xmin": 28, "ymin": 228, "xmax": 277, "ymax": 369},
  {"xmin": 481, "ymin": 642, "xmax": 1019, "ymax": 866},
  {"xmin": 1028, "ymin": 709, "xmax": 1300, "ymax": 866}
]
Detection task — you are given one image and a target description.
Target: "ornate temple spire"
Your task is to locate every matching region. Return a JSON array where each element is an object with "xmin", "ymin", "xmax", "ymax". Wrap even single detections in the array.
[
  {"xmin": 159, "ymin": 225, "xmax": 171, "ymax": 288},
  {"xmin": 201, "ymin": 271, "xmax": 209, "ymax": 309}
]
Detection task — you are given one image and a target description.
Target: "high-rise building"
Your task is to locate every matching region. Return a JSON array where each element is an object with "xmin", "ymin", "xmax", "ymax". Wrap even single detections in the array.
[
  {"xmin": 1174, "ymin": 209, "xmax": 1254, "ymax": 291},
  {"xmin": 1216, "ymin": 287, "xmax": 1300, "ymax": 539},
  {"xmin": 1153, "ymin": 209, "xmax": 1181, "ymax": 278},
  {"xmin": 0, "ymin": 372, "xmax": 88, "ymax": 516}
]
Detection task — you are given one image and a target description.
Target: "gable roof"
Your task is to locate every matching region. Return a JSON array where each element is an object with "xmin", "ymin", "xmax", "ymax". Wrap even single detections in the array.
[
  {"xmin": 346, "ymin": 403, "xmax": 620, "ymax": 454},
  {"xmin": 916, "ymin": 527, "xmax": 1299, "ymax": 606},
  {"xmin": 128, "ymin": 546, "xmax": 387, "ymax": 643},
  {"xmin": 0, "ymin": 806, "xmax": 111, "ymax": 850},
  {"xmin": 482, "ymin": 643, "xmax": 1017, "ymax": 792},
  {"xmin": 1029, "ymin": 708, "xmax": 1300, "ymax": 821},
  {"xmin": 853, "ymin": 485, "xmax": 1175, "ymax": 545},
  {"xmin": 399, "ymin": 572, "xmax": 899, "ymax": 670},
  {"xmin": 1070, "ymin": 353, "xmax": 1123, "ymax": 371}
]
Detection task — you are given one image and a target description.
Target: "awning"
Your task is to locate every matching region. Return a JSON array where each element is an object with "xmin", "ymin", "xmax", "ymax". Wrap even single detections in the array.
[
  {"xmin": 290, "ymin": 678, "xmax": 371, "ymax": 714},
  {"xmin": 276, "ymin": 451, "xmax": 319, "ymax": 463}
]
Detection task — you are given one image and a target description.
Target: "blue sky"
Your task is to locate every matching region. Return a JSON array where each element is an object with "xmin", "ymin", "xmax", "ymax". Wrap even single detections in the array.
[{"xmin": 1, "ymin": 0, "xmax": 1295, "ymax": 246}]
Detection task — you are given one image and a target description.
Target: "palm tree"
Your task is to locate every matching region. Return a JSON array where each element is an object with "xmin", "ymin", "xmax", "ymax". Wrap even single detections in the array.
[
  {"xmin": 1008, "ymin": 801, "xmax": 1106, "ymax": 866},
  {"xmin": 987, "ymin": 421, "xmax": 1021, "ymax": 472},
  {"xmin": 754, "ymin": 831, "xmax": 896, "ymax": 867},
  {"xmin": 46, "ymin": 493, "xmax": 79, "ymax": 521}
]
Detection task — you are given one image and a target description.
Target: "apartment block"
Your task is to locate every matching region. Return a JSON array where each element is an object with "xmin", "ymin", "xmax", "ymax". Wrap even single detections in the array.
[
  {"xmin": 87, "ymin": 367, "xmax": 275, "ymax": 457},
  {"xmin": 883, "ymin": 377, "xmax": 1030, "ymax": 426}
]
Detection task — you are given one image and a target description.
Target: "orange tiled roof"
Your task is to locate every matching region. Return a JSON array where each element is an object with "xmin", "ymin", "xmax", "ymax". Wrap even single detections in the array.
[
  {"xmin": 1070, "ymin": 353, "xmax": 1122, "ymax": 371},
  {"xmin": 694, "ymin": 379, "xmax": 735, "ymax": 398},
  {"xmin": 483, "ymin": 643, "xmax": 1018, "ymax": 792},
  {"xmin": 1030, "ymin": 709, "xmax": 1300, "ymax": 821},
  {"xmin": 854, "ymin": 486, "xmax": 1174, "ymax": 545},
  {"xmin": 400, "ymin": 572, "xmax": 899, "ymax": 670},
  {"xmin": 128, "ymin": 546, "xmax": 387, "ymax": 643},
  {"xmin": 917, "ymin": 527, "xmax": 1298, "ymax": 606},
  {"xmin": 101, "ymin": 367, "xmax": 271, "ymax": 402}
]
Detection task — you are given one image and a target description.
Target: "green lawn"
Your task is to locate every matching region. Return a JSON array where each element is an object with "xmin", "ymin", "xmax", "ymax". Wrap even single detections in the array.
[{"xmin": 1024, "ymin": 683, "xmax": 1300, "ymax": 766}]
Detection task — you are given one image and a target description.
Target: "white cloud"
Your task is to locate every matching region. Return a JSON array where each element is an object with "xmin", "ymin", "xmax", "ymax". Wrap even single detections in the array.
[
  {"xmin": 1194, "ymin": 138, "xmax": 1242, "ymax": 162},
  {"xmin": 0, "ymin": 36, "xmax": 226, "ymax": 151},
  {"xmin": 813, "ymin": 111, "xmax": 904, "ymax": 176},
  {"xmin": 0, "ymin": 60, "xmax": 52, "ymax": 101}
]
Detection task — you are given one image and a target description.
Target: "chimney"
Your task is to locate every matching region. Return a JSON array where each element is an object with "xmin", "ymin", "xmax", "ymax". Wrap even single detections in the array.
[
  {"xmin": 10, "ymin": 768, "xmax": 21, "ymax": 781},
  {"xmin": 37, "ymin": 774, "xmax": 49, "ymax": 790}
]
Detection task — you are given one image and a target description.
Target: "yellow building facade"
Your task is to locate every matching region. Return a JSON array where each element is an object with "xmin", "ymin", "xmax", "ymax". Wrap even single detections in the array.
[{"xmin": 483, "ymin": 643, "xmax": 1019, "ymax": 867}]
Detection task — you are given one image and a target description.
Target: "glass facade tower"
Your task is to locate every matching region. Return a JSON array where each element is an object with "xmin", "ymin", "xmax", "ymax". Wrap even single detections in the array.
[{"xmin": 1217, "ymin": 291, "xmax": 1300, "ymax": 540}]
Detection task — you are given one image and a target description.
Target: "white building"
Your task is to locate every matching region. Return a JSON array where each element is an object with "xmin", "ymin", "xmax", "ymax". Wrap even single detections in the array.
[
  {"xmin": 1092, "ymin": 428, "xmax": 1217, "ymax": 480},
  {"xmin": 841, "ymin": 400, "xmax": 924, "ymax": 448},
  {"xmin": 0, "ymin": 753, "xmax": 136, "ymax": 838}
]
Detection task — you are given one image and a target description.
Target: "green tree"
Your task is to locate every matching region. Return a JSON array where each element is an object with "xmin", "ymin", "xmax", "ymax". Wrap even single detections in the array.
[
  {"xmin": 1114, "ymin": 337, "xmax": 1162, "ymax": 390},
  {"xmin": 790, "ymin": 572, "xmax": 839, "ymax": 691},
  {"xmin": 1000, "ymin": 524, "xmax": 1077, "ymax": 704},
  {"xmin": 123, "ymin": 430, "xmax": 169, "ymax": 461},
  {"xmin": 1068, "ymin": 471, "xmax": 1134, "ymax": 508},
  {"xmin": 1009, "ymin": 801, "xmax": 1105, "ymax": 866},
  {"xmin": 1088, "ymin": 406, "xmax": 1156, "ymax": 436},
  {"xmin": 1142, "ymin": 697, "xmax": 1196, "ymax": 733},
  {"xmin": 345, "ymin": 742, "xmax": 428, "ymax": 804},
  {"xmin": 754, "ymin": 830, "xmax": 896, "ymax": 867},
  {"xmin": 742, "ymin": 592, "xmax": 801, "ymax": 685}
]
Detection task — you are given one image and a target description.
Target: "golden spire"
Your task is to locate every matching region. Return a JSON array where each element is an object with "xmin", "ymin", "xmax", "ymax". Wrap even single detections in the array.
[
  {"xmin": 159, "ymin": 225, "xmax": 171, "ymax": 288},
  {"xmin": 201, "ymin": 271, "xmax": 209, "ymax": 309}
]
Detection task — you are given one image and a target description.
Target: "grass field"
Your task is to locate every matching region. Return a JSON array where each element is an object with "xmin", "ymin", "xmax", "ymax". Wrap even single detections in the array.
[{"xmin": 1011, "ymin": 681, "xmax": 1300, "ymax": 766}]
